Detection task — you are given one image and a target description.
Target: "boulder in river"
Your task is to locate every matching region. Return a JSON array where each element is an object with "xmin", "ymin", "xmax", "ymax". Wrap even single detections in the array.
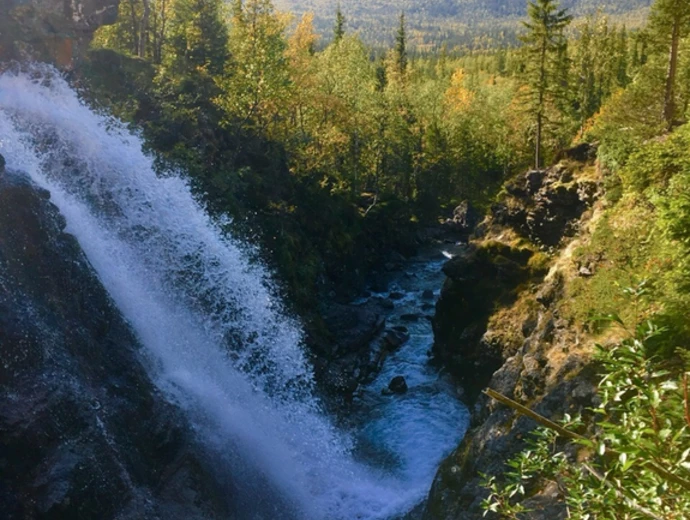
[
  {"xmin": 422, "ymin": 289, "xmax": 435, "ymax": 300},
  {"xmin": 384, "ymin": 328, "xmax": 410, "ymax": 351},
  {"xmin": 388, "ymin": 376, "xmax": 409, "ymax": 394}
]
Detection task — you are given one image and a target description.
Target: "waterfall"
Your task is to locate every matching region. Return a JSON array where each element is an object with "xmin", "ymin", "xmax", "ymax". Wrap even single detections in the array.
[{"xmin": 0, "ymin": 66, "xmax": 465, "ymax": 519}]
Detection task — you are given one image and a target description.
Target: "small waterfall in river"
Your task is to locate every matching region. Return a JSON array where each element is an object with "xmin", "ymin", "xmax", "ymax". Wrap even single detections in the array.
[{"xmin": 0, "ymin": 66, "xmax": 467, "ymax": 519}]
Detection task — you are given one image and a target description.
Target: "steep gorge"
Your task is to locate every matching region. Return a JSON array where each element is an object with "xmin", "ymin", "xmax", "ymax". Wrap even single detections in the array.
[{"xmin": 425, "ymin": 147, "xmax": 607, "ymax": 519}]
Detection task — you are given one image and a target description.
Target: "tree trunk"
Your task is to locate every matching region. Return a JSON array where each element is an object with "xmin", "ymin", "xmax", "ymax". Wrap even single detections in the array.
[
  {"xmin": 663, "ymin": 18, "xmax": 681, "ymax": 129},
  {"xmin": 536, "ymin": 111, "xmax": 542, "ymax": 170},
  {"xmin": 128, "ymin": 0, "xmax": 138, "ymax": 56},
  {"xmin": 139, "ymin": 0, "xmax": 150, "ymax": 58},
  {"xmin": 535, "ymin": 36, "xmax": 548, "ymax": 170}
]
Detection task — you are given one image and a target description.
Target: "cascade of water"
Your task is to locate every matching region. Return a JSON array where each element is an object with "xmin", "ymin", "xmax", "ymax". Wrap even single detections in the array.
[{"xmin": 0, "ymin": 66, "xmax": 466, "ymax": 520}]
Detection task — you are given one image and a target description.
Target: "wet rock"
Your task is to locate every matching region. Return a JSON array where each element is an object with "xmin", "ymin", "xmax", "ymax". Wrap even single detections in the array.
[
  {"xmin": 388, "ymin": 376, "xmax": 408, "ymax": 394},
  {"xmin": 380, "ymin": 298, "xmax": 396, "ymax": 310},
  {"xmin": 421, "ymin": 303, "xmax": 435, "ymax": 312},
  {"xmin": 401, "ymin": 313, "xmax": 420, "ymax": 323},
  {"xmin": 389, "ymin": 291, "xmax": 406, "ymax": 300},
  {"xmin": 384, "ymin": 328, "xmax": 410, "ymax": 351},
  {"xmin": 0, "ymin": 171, "xmax": 229, "ymax": 519},
  {"xmin": 313, "ymin": 299, "xmax": 388, "ymax": 400},
  {"xmin": 0, "ymin": 153, "xmax": 5, "ymax": 173},
  {"xmin": 422, "ymin": 289, "xmax": 435, "ymax": 300},
  {"xmin": 381, "ymin": 299, "xmax": 395, "ymax": 311}
]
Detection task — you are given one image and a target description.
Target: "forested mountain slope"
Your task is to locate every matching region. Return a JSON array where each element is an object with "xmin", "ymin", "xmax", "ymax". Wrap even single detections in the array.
[{"xmin": 274, "ymin": 0, "xmax": 651, "ymax": 47}]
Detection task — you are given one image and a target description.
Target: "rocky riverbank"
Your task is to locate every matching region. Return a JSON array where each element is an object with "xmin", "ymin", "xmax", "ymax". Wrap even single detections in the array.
[{"xmin": 424, "ymin": 146, "xmax": 606, "ymax": 519}]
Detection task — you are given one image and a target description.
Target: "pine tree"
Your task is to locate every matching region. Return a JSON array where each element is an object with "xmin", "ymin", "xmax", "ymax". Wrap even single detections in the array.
[
  {"xmin": 520, "ymin": 0, "xmax": 572, "ymax": 169},
  {"xmin": 573, "ymin": 19, "xmax": 597, "ymax": 135},
  {"xmin": 650, "ymin": 0, "xmax": 690, "ymax": 129},
  {"xmin": 395, "ymin": 12, "xmax": 408, "ymax": 78},
  {"xmin": 616, "ymin": 26, "xmax": 630, "ymax": 87},
  {"xmin": 334, "ymin": 4, "xmax": 345, "ymax": 43}
]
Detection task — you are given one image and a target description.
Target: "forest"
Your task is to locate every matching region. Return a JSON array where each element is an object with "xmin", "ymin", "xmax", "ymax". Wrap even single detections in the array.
[
  {"xmin": 88, "ymin": 0, "xmax": 651, "ymax": 308},
  {"xmin": 271, "ymin": 0, "xmax": 652, "ymax": 49},
  {"xmin": 80, "ymin": 0, "xmax": 690, "ymax": 516}
]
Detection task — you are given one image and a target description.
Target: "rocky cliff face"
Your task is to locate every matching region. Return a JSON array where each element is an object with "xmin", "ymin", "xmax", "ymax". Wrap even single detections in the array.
[
  {"xmin": 425, "ymin": 148, "xmax": 604, "ymax": 519},
  {"xmin": 0, "ymin": 0, "xmax": 119, "ymax": 66},
  {"xmin": 0, "ymin": 166, "xmax": 230, "ymax": 519}
]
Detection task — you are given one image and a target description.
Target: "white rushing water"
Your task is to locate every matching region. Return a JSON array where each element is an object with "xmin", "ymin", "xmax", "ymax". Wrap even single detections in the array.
[{"xmin": 0, "ymin": 66, "xmax": 467, "ymax": 519}]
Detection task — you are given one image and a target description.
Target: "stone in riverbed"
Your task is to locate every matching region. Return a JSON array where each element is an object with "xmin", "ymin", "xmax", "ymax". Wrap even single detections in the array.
[
  {"xmin": 422, "ymin": 289, "xmax": 435, "ymax": 300},
  {"xmin": 389, "ymin": 291, "xmax": 405, "ymax": 300},
  {"xmin": 388, "ymin": 376, "xmax": 408, "ymax": 394},
  {"xmin": 400, "ymin": 313, "xmax": 420, "ymax": 323},
  {"xmin": 0, "ymin": 153, "xmax": 5, "ymax": 173},
  {"xmin": 383, "ymin": 328, "xmax": 410, "ymax": 350}
]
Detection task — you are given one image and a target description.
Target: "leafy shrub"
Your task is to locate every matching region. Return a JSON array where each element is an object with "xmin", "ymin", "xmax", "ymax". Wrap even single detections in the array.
[
  {"xmin": 620, "ymin": 124, "xmax": 690, "ymax": 194},
  {"xmin": 481, "ymin": 319, "xmax": 690, "ymax": 519}
]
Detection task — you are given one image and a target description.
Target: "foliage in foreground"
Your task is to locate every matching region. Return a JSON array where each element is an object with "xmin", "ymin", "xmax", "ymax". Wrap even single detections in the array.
[{"xmin": 481, "ymin": 317, "xmax": 690, "ymax": 519}]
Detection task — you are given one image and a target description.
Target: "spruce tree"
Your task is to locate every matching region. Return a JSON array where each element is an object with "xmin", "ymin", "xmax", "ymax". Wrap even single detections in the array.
[
  {"xmin": 334, "ymin": 4, "xmax": 345, "ymax": 42},
  {"xmin": 520, "ymin": 0, "xmax": 572, "ymax": 169},
  {"xmin": 395, "ymin": 12, "xmax": 408, "ymax": 78},
  {"xmin": 164, "ymin": 0, "xmax": 229, "ymax": 77},
  {"xmin": 650, "ymin": 0, "xmax": 690, "ymax": 129}
]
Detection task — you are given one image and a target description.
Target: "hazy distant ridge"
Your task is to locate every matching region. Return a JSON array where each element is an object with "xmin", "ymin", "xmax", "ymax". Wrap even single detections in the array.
[{"xmin": 274, "ymin": 0, "xmax": 652, "ymax": 48}]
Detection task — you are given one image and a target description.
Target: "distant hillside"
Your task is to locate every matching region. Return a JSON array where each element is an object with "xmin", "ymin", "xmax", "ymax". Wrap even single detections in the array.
[{"xmin": 274, "ymin": 0, "xmax": 652, "ymax": 50}]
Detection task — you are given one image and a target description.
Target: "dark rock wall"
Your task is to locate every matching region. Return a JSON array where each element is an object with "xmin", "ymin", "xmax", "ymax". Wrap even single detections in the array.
[{"xmin": 0, "ymin": 170, "xmax": 230, "ymax": 519}]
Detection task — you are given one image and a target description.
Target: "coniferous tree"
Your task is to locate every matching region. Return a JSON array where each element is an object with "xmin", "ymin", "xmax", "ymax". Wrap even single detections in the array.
[
  {"xmin": 520, "ymin": 0, "xmax": 572, "ymax": 169},
  {"xmin": 164, "ymin": 0, "xmax": 229, "ymax": 76},
  {"xmin": 395, "ymin": 12, "xmax": 408, "ymax": 78},
  {"xmin": 650, "ymin": 0, "xmax": 690, "ymax": 129},
  {"xmin": 616, "ymin": 26, "xmax": 630, "ymax": 87},
  {"xmin": 573, "ymin": 19, "xmax": 597, "ymax": 134},
  {"xmin": 334, "ymin": 4, "xmax": 346, "ymax": 42}
]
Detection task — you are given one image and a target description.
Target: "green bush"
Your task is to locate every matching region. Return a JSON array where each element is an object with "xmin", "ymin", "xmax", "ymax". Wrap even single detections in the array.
[
  {"xmin": 482, "ymin": 318, "xmax": 690, "ymax": 519},
  {"xmin": 620, "ymin": 124, "xmax": 690, "ymax": 194}
]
